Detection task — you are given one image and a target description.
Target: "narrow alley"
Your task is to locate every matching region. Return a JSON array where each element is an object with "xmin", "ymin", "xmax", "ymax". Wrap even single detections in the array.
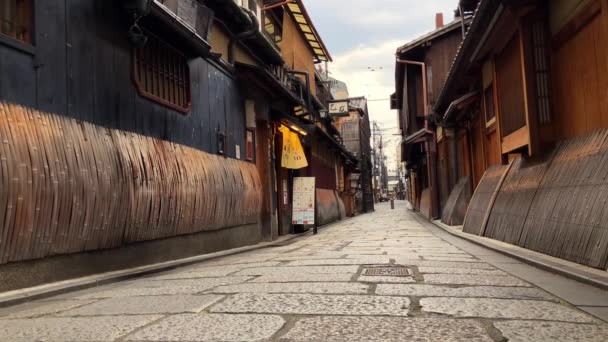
[{"xmin": 1, "ymin": 202, "xmax": 606, "ymax": 341}]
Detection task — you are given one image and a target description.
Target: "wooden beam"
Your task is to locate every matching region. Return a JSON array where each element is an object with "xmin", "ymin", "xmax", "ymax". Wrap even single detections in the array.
[
  {"xmin": 519, "ymin": 24, "xmax": 539, "ymax": 156},
  {"xmin": 501, "ymin": 126, "xmax": 529, "ymax": 153}
]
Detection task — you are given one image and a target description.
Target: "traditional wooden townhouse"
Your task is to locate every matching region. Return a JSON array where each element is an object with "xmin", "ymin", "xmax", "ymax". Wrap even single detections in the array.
[
  {"xmin": 433, "ymin": 0, "xmax": 608, "ymax": 270},
  {"xmin": 251, "ymin": 0, "xmax": 361, "ymax": 231},
  {"xmin": 332, "ymin": 96, "xmax": 374, "ymax": 215},
  {"xmin": 0, "ymin": 0, "xmax": 340, "ymax": 290},
  {"xmin": 393, "ymin": 13, "xmax": 470, "ymax": 220}
]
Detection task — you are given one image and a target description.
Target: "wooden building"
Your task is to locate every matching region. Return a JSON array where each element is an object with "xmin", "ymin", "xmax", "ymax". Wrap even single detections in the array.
[
  {"xmin": 0, "ymin": 0, "xmax": 348, "ymax": 290},
  {"xmin": 333, "ymin": 96, "xmax": 375, "ymax": 215},
  {"xmin": 394, "ymin": 14, "xmax": 468, "ymax": 219},
  {"xmin": 433, "ymin": 0, "xmax": 608, "ymax": 270}
]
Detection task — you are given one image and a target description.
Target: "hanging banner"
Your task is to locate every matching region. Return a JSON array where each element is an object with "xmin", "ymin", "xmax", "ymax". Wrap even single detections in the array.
[
  {"xmin": 279, "ymin": 125, "xmax": 308, "ymax": 169},
  {"xmin": 292, "ymin": 177, "xmax": 315, "ymax": 225}
]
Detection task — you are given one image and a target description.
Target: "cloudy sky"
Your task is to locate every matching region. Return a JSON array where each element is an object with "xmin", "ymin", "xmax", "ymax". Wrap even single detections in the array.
[{"xmin": 305, "ymin": 0, "xmax": 457, "ymax": 171}]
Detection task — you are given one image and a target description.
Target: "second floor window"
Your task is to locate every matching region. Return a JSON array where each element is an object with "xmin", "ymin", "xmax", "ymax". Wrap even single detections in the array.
[
  {"xmin": 133, "ymin": 33, "xmax": 192, "ymax": 113},
  {"xmin": 0, "ymin": 0, "xmax": 33, "ymax": 44},
  {"xmin": 263, "ymin": 9, "xmax": 283, "ymax": 44}
]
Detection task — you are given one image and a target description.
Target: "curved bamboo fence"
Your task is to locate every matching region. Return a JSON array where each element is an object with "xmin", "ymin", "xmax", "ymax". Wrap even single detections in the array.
[{"xmin": 0, "ymin": 102, "xmax": 261, "ymax": 264}]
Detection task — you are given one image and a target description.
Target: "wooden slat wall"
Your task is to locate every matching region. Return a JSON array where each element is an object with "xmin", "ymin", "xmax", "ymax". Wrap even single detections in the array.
[
  {"xmin": 496, "ymin": 34, "xmax": 527, "ymax": 137},
  {"xmin": 552, "ymin": 8, "xmax": 608, "ymax": 141},
  {"xmin": 466, "ymin": 129, "xmax": 608, "ymax": 269},
  {"xmin": 462, "ymin": 165, "xmax": 509, "ymax": 235},
  {"xmin": 437, "ymin": 139, "xmax": 451, "ymax": 211},
  {"xmin": 484, "ymin": 156, "xmax": 552, "ymax": 245},
  {"xmin": 519, "ymin": 129, "xmax": 608, "ymax": 268},
  {"xmin": 0, "ymin": 102, "xmax": 262, "ymax": 264},
  {"xmin": 470, "ymin": 113, "xmax": 486, "ymax": 187}
]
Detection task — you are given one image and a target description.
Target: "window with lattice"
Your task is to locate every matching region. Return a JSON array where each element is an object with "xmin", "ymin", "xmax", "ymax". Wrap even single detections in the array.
[
  {"xmin": 133, "ymin": 33, "xmax": 192, "ymax": 113},
  {"xmin": 0, "ymin": 0, "xmax": 32, "ymax": 44}
]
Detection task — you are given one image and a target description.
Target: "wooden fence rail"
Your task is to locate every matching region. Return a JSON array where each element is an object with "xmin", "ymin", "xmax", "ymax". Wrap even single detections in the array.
[{"xmin": 0, "ymin": 102, "xmax": 261, "ymax": 264}]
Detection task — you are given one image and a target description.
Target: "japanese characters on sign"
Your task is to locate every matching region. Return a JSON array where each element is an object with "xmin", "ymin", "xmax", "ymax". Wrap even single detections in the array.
[
  {"xmin": 292, "ymin": 177, "xmax": 315, "ymax": 225},
  {"xmin": 328, "ymin": 100, "xmax": 349, "ymax": 117}
]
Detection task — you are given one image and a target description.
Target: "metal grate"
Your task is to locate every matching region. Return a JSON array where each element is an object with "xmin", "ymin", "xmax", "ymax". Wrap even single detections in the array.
[{"xmin": 363, "ymin": 267, "xmax": 411, "ymax": 277}]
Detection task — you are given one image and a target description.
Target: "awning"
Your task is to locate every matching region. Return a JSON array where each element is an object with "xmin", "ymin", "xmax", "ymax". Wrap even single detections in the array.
[
  {"xmin": 403, "ymin": 128, "xmax": 430, "ymax": 145},
  {"xmin": 443, "ymin": 91, "xmax": 479, "ymax": 123},
  {"xmin": 235, "ymin": 63, "xmax": 302, "ymax": 105},
  {"xmin": 402, "ymin": 128, "xmax": 431, "ymax": 165}
]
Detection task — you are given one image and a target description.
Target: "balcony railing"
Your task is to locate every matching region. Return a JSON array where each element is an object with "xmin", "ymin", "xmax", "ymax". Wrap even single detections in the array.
[{"xmin": 156, "ymin": 0, "xmax": 214, "ymax": 41}]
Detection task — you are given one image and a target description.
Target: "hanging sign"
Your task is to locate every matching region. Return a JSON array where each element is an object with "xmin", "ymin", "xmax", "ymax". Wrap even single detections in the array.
[
  {"xmin": 328, "ymin": 100, "xmax": 349, "ymax": 117},
  {"xmin": 279, "ymin": 125, "xmax": 308, "ymax": 169},
  {"xmin": 292, "ymin": 177, "xmax": 315, "ymax": 225}
]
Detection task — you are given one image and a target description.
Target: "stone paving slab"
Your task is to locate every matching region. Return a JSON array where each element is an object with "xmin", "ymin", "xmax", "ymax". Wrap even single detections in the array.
[
  {"xmin": 420, "ymin": 297, "xmax": 599, "ymax": 322},
  {"xmin": 494, "ymin": 320, "xmax": 608, "ymax": 342},
  {"xmin": 273, "ymin": 253, "xmax": 346, "ymax": 260},
  {"xmin": 423, "ymin": 256, "xmax": 480, "ymax": 262},
  {"xmin": 394, "ymin": 259, "xmax": 497, "ymax": 269},
  {"xmin": 74, "ymin": 277, "xmax": 252, "ymax": 298},
  {"xmin": 211, "ymin": 293, "xmax": 410, "ymax": 316},
  {"xmin": 279, "ymin": 316, "xmax": 493, "ymax": 341},
  {"xmin": 418, "ymin": 267, "xmax": 509, "ymax": 275},
  {"xmin": 284, "ymin": 258, "xmax": 390, "ymax": 266},
  {"xmin": 376, "ymin": 284, "xmax": 557, "ymax": 300},
  {"xmin": 124, "ymin": 314, "xmax": 285, "ymax": 341},
  {"xmin": 423, "ymin": 274, "xmax": 531, "ymax": 287},
  {"xmin": 58, "ymin": 295, "xmax": 223, "ymax": 316},
  {"xmin": 236, "ymin": 265, "xmax": 359, "ymax": 276},
  {"xmin": 209, "ymin": 282, "xmax": 369, "ymax": 294},
  {"xmin": 357, "ymin": 275, "xmax": 416, "ymax": 283},
  {"xmin": 143, "ymin": 262, "xmax": 281, "ymax": 280},
  {"xmin": 0, "ymin": 315, "xmax": 162, "ymax": 341},
  {"xmin": 0, "ymin": 299, "xmax": 97, "ymax": 319},
  {"xmin": 249, "ymin": 274, "xmax": 354, "ymax": 283}
]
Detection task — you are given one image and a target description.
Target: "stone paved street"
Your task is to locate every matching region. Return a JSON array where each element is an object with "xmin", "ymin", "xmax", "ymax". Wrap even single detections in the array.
[{"xmin": 1, "ymin": 202, "xmax": 607, "ymax": 341}]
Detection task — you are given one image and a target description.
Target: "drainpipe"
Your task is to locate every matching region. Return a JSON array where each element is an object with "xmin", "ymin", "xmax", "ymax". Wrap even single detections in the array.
[
  {"xmin": 228, "ymin": 8, "xmax": 259, "ymax": 65},
  {"xmin": 458, "ymin": 4, "xmax": 466, "ymax": 38},
  {"xmin": 396, "ymin": 58, "xmax": 439, "ymax": 219},
  {"xmin": 287, "ymin": 70, "xmax": 312, "ymax": 117},
  {"xmin": 262, "ymin": 0, "xmax": 294, "ymax": 11}
]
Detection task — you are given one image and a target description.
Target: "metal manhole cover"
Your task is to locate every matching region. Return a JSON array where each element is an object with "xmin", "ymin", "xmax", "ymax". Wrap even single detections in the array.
[{"xmin": 363, "ymin": 267, "xmax": 411, "ymax": 277}]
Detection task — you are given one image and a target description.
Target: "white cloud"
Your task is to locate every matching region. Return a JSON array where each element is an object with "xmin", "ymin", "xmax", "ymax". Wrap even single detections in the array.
[
  {"xmin": 329, "ymin": 40, "xmax": 407, "ymax": 171},
  {"xmin": 307, "ymin": 0, "xmax": 459, "ymax": 172}
]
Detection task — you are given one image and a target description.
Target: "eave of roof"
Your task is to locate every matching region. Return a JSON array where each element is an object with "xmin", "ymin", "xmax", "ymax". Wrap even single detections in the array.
[
  {"xmin": 286, "ymin": 0, "xmax": 333, "ymax": 63},
  {"xmin": 433, "ymin": 0, "xmax": 502, "ymax": 114},
  {"xmin": 396, "ymin": 18, "xmax": 466, "ymax": 56}
]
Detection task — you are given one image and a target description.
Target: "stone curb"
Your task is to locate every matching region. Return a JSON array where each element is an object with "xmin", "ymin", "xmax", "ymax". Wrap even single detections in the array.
[
  {"xmin": 0, "ymin": 213, "xmax": 362, "ymax": 308},
  {"xmin": 425, "ymin": 215, "xmax": 608, "ymax": 291},
  {"xmin": 0, "ymin": 233, "xmax": 304, "ymax": 308}
]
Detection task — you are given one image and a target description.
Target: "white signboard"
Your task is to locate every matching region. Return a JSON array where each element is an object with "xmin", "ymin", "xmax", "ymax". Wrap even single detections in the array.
[
  {"xmin": 328, "ymin": 100, "xmax": 349, "ymax": 116},
  {"xmin": 292, "ymin": 177, "xmax": 315, "ymax": 225}
]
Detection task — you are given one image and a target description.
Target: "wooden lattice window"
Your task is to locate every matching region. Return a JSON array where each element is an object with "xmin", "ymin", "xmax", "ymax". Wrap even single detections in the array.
[
  {"xmin": 133, "ymin": 33, "xmax": 191, "ymax": 113},
  {"xmin": 0, "ymin": 0, "xmax": 33, "ymax": 44}
]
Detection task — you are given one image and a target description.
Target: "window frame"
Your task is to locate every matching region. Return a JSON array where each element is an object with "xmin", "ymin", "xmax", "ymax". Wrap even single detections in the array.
[
  {"xmin": 483, "ymin": 83, "xmax": 496, "ymax": 128},
  {"xmin": 0, "ymin": 0, "xmax": 35, "ymax": 54},
  {"xmin": 132, "ymin": 31, "xmax": 192, "ymax": 114}
]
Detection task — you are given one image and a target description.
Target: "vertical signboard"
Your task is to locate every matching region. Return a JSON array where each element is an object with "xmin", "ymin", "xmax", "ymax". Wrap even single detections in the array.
[{"xmin": 292, "ymin": 177, "xmax": 315, "ymax": 224}]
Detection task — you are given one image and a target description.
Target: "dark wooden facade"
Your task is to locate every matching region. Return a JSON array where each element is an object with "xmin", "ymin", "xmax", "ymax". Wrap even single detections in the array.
[
  {"xmin": 0, "ymin": 0, "xmax": 268, "ymax": 268},
  {"xmin": 395, "ymin": 18, "xmax": 466, "ymax": 219},
  {"xmin": 436, "ymin": 0, "xmax": 608, "ymax": 270}
]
